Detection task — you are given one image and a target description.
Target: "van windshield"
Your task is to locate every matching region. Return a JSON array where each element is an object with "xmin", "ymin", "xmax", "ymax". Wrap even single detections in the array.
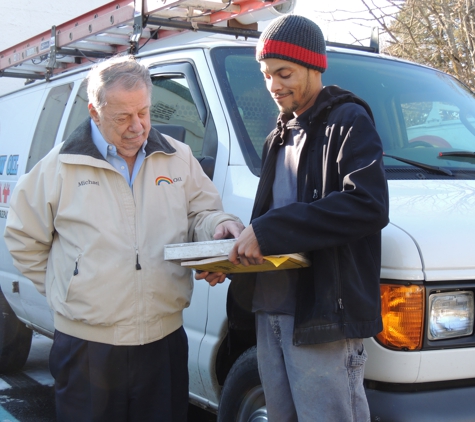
[{"xmin": 211, "ymin": 46, "xmax": 475, "ymax": 180}]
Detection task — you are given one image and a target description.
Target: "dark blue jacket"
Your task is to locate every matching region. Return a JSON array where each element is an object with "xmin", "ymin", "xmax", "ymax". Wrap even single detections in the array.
[{"xmin": 227, "ymin": 85, "xmax": 390, "ymax": 346}]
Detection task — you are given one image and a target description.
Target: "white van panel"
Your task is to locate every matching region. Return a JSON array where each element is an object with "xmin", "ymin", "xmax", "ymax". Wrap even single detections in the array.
[
  {"xmin": 365, "ymin": 337, "xmax": 475, "ymax": 383},
  {"xmin": 196, "ymin": 280, "xmax": 230, "ymax": 407},
  {"xmin": 0, "ymin": 85, "xmax": 50, "ymax": 326},
  {"xmin": 388, "ymin": 180, "xmax": 475, "ymax": 280},
  {"xmin": 221, "ymin": 166, "xmax": 258, "ymax": 225},
  {"xmin": 0, "ymin": 86, "xmax": 46, "ymax": 178},
  {"xmin": 417, "ymin": 347, "xmax": 475, "ymax": 382},
  {"xmin": 381, "ymin": 223, "xmax": 424, "ymax": 281},
  {"xmin": 364, "ymin": 337, "xmax": 421, "ymax": 383}
]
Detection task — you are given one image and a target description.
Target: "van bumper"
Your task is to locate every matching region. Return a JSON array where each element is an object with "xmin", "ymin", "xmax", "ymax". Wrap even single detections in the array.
[{"xmin": 366, "ymin": 385, "xmax": 475, "ymax": 421}]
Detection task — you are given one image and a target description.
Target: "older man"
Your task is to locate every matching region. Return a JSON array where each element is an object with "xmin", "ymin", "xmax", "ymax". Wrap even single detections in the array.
[{"xmin": 4, "ymin": 55, "xmax": 243, "ymax": 422}]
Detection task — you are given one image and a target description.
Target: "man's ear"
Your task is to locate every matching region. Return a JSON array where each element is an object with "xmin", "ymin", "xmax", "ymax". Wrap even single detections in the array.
[{"xmin": 88, "ymin": 104, "xmax": 100, "ymax": 125}]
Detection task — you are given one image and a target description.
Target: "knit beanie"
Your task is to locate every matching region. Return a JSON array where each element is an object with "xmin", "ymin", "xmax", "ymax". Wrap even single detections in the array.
[{"xmin": 256, "ymin": 15, "xmax": 327, "ymax": 73}]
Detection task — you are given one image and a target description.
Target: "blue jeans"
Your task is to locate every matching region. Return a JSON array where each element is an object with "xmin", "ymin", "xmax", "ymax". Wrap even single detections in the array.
[{"xmin": 256, "ymin": 311, "xmax": 370, "ymax": 422}]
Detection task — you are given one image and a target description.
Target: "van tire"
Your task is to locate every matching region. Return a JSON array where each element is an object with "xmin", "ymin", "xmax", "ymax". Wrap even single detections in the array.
[
  {"xmin": 0, "ymin": 291, "xmax": 33, "ymax": 373},
  {"xmin": 217, "ymin": 346, "xmax": 267, "ymax": 422}
]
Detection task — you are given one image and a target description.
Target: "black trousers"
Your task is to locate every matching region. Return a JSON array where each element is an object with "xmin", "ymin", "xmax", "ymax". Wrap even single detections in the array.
[{"xmin": 49, "ymin": 327, "xmax": 189, "ymax": 422}]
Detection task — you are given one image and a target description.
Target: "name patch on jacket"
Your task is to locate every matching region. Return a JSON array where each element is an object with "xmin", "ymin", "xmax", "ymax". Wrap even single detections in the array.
[{"xmin": 78, "ymin": 180, "xmax": 100, "ymax": 187}]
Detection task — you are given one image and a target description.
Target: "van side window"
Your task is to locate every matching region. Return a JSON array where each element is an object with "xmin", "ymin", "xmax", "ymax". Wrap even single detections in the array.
[
  {"xmin": 150, "ymin": 63, "xmax": 217, "ymax": 180},
  {"xmin": 210, "ymin": 47, "xmax": 279, "ymax": 177},
  {"xmin": 26, "ymin": 83, "xmax": 73, "ymax": 173},
  {"xmin": 63, "ymin": 83, "xmax": 89, "ymax": 141},
  {"xmin": 65, "ymin": 74, "xmax": 210, "ymax": 157},
  {"xmin": 150, "ymin": 75, "xmax": 205, "ymax": 157}
]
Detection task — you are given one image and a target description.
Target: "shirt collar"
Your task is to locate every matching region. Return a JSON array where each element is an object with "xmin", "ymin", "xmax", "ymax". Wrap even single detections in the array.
[{"xmin": 90, "ymin": 119, "xmax": 148, "ymax": 159}]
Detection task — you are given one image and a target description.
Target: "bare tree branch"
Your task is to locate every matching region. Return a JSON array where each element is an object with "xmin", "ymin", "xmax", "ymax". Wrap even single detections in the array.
[{"xmin": 348, "ymin": 0, "xmax": 475, "ymax": 88}]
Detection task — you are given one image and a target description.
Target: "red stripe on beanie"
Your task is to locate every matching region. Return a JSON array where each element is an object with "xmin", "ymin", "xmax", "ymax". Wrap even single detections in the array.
[{"xmin": 258, "ymin": 39, "xmax": 327, "ymax": 70}]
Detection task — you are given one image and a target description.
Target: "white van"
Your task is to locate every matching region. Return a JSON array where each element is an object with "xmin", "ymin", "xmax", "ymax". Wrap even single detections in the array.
[{"xmin": 1, "ymin": 1, "xmax": 475, "ymax": 421}]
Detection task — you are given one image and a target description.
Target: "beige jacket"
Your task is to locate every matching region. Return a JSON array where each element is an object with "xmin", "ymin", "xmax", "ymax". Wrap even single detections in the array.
[{"xmin": 4, "ymin": 120, "xmax": 240, "ymax": 345}]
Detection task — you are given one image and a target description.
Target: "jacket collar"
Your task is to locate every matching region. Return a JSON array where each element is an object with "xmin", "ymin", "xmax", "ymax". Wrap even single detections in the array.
[
  {"xmin": 307, "ymin": 85, "xmax": 374, "ymax": 123},
  {"xmin": 60, "ymin": 119, "xmax": 177, "ymax": 158},
  {"xmin": 275, "ymin": 85, "xmax": 375, "ymax": 138}
]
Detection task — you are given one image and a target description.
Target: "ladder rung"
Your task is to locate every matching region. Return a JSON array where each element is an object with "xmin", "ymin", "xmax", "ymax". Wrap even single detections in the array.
[
  {"xmin": 101, "ymin": 27, "xmax": 151, "ymax": 37},
  {"xmin": 51, "ymin": 56, "xmax": 78, "ymax": 64},
  {"xmin": 83, "ymin": 34, "xmax": 131, "ymax": 46},
  {"xmin": 67, "ymin": 41, "xmax": 117, "ymax": 54},
  {"xmin": 57, "ymin": 48, "xmax": 112, "ymax": 59},
  {"xmin": 7, "ymin": 63, "xmax": 57, "ymax": 72},
  {"xmin": 149, "ymin": 9, "xmax": 211, "ymax": 22},
  {"xmin": 180, "ymin": 0, "xmax": 240, "ymax": 12},
  {"xmin": 0, "ymin": 70, "xmax": 45, "ymax": 80},
  {"xmin": 186, "ymin": 0, "xmax": 290, "ymax": 25},
  {"xmin": 144, "ymin": 0, "xmax": 194, "ymax": 14}
]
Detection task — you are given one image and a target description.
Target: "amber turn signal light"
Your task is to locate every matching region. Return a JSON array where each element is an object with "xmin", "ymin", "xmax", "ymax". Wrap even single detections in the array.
[{"xmin": 376, "ymin": 284, "xmax": 425, "ymax": 350}]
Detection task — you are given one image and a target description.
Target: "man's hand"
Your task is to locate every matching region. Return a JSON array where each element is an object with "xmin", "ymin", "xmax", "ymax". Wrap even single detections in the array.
[
  {"xmin": 229, "ymin": 224, "xmax": 264, "ymax": 266},
  {"xmin": 195, "ymin": 270, "xmax": 227, "ymax": 286},
  {"xmin": 213, "ymin": 220, "xmax": 245, "ymax": 240},
  {"xmin": 194, "ymin": 220, "xmax": 245, "ymax": 286}
]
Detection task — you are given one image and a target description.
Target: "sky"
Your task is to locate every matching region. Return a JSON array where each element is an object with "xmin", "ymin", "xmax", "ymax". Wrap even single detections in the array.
[{"xmin": 293, "ymin": 0, "xmax": 395, "ymax": 45}]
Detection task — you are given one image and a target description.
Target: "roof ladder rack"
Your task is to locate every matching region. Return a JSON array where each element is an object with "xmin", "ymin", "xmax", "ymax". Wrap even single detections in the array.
[{"xmin": 0, "ymin": 0, "xmax": 295, "ymax": 82}]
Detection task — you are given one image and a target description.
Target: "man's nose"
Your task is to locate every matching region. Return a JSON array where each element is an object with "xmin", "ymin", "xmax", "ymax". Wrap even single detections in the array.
[
  {"xmin": 129, "ymin": 114, "xmax": 142, "ymax": 132},
  {"xmin": 269, "ymin": 77, "xmax": 282, "ymax": 93}
]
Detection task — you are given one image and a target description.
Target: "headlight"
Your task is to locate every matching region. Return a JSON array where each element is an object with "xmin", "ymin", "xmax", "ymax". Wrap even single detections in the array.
[{"xmin": 428, "ymin": 291, "xmax": 474, "ymax": 340}]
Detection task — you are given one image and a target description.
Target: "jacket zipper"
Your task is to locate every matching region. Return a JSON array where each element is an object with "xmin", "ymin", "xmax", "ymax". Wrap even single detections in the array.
[
  {"xmin": 334, "ymin": 248, "xmax": 344, "ymax": 312},
  {"xmin": 135, "ymin": 248, "xmax": 142, "ymax": 270},
  {"xmin": 73, "ymin": 257, "xmax": 79, "ymax": 276},
  {"xmin": 311, "ymin": 134, "xmax": 323, "ymax": 202},
  {"xmin": 338, "ymin": 298, "xmax": 344, "ymax": 309}
]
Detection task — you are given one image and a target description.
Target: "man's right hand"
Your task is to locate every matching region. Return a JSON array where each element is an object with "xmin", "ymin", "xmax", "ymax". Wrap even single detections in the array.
[
  {"xmin": 194, "ymin": 270, "xmax": 227, "ymax": 286},
  {"xmin": 228, "ymin": 224, "xmax": 264, "ymax": 266}
]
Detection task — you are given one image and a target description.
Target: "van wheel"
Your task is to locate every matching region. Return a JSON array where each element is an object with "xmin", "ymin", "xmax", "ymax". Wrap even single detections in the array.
[
  {"xmin": 217, "ymin": 346, "xmax": 267, "ymax": 422},
  {"xmin": 0, "ymin": 291, "xmax": 32, "ymax": 373}
]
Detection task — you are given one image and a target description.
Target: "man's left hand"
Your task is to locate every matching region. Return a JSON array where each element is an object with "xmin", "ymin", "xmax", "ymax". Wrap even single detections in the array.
[
  {"xmin": 194, "ymin": 220, "xmax": 245, "ymax": 286},
  {"xmin": 213, "ymin": 220, "xmax": 245, "ymax": 240},
  {"xmin": 195, "ymin": 270, "xmax": 227, "ymax": 286}
]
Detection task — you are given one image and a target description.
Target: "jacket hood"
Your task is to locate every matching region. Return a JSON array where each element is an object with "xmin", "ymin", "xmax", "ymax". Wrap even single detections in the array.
[
  {"xmin": 276, "ymin": 85, "xmax": 375, "ymax": 137},
  {"xmin": 309, "ymin": 85, "xmax": 375, "ymax": 123},
  {"xmin": 60, "ymin": 119, "xmax": 176, "ymax": 158}
]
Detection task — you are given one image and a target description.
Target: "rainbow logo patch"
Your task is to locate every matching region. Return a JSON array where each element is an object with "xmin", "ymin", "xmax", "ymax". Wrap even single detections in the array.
[{"xmin": 155, "ymin": 176, "xmax": 173, "ymax": 185}]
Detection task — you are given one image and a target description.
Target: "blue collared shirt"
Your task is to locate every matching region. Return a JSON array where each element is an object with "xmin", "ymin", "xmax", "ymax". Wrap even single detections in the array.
[{"xmin": 90, "ymin": 119, "xmax": 147, "ymax": 188}]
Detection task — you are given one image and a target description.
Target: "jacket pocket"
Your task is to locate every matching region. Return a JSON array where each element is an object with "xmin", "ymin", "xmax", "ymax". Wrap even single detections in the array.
[
  {"xmin": 347, "ymin": 340, "xmax": 367, "ymax": 383},
  {"xmin": 65, "ymin": 254, "xmax": 82, "ymax": 302}
]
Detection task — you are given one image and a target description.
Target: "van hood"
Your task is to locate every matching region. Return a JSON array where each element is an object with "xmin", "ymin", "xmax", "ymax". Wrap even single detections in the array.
[{"xmin": 383, "ymin": 179, "xmax": 475, "ymax": 282}]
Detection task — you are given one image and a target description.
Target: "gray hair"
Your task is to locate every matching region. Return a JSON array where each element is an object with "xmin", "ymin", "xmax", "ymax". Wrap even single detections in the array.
[{"xmin": 86, "ymin": 55, "xmax": 152, "ymax": 110}]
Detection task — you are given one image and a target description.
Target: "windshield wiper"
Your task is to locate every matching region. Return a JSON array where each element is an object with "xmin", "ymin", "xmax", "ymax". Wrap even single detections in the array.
[
  {"xmin": 438, "ymin": 151, "xmax": 475, "ymax": 158},
  {"xmin": 383, "ymin": 153, "xmax": 453, "ymax": 176}
]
